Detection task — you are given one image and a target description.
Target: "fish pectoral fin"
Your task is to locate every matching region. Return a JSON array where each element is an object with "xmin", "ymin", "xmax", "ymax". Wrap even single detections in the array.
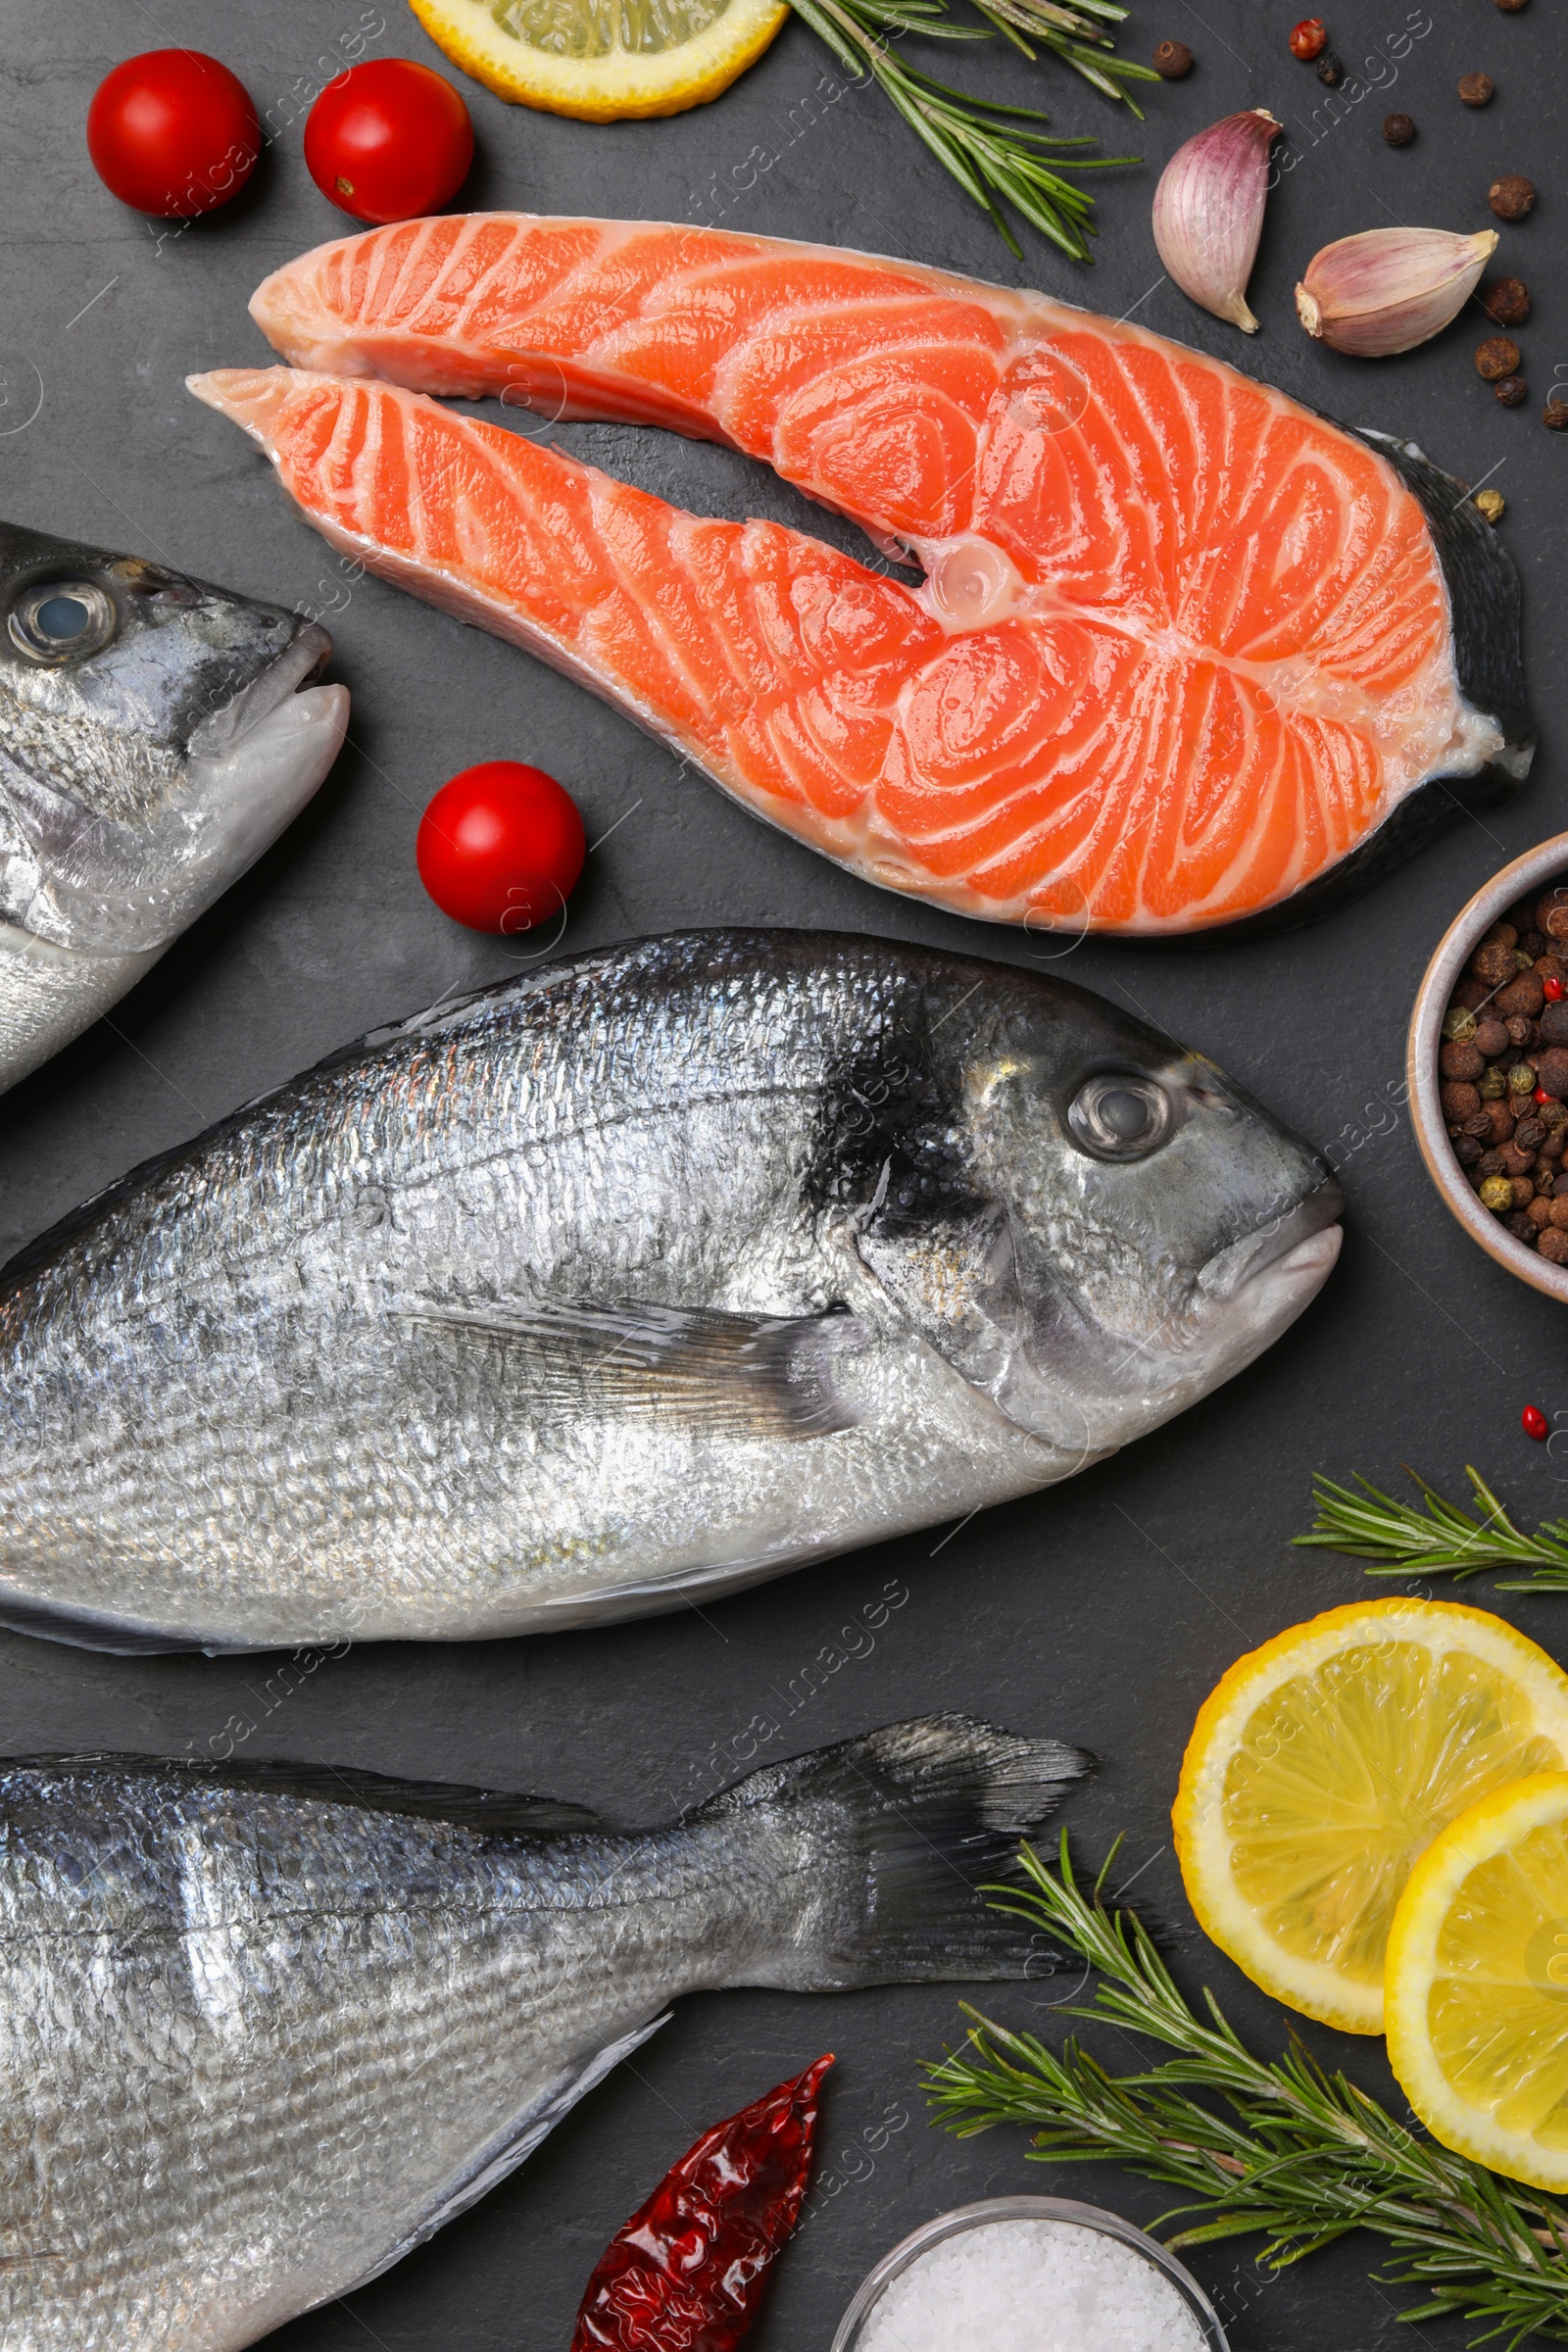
[
  {"xmin": 401, "ymin": 1294, "xmax": 867, "ymax": 1440},
  {"xmin": 325, "ymin": 2014, "xmax": 673, "ymax": 2300}
]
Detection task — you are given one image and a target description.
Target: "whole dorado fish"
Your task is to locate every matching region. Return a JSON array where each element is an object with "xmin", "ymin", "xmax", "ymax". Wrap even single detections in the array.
[
  {"xmin": 0, "ymin": 930, "xmax": 1341, "ymax": 1653},
  {"xmin": 190, "ymin": 214, "xmax": 1530, "ymax": 938},
  {"xmin": 0, "ymin": 1717, "xmax": 1087, "ymax": 2348},
  {"xmin": 0, "ymin": 518, "xmax": 348, "ymax": 1095}
]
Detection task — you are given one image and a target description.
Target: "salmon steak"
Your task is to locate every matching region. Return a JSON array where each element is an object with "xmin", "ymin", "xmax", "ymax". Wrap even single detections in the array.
[{"xmin": 190, "ymin": 216, "xmax": 1531, "ymax": 936}]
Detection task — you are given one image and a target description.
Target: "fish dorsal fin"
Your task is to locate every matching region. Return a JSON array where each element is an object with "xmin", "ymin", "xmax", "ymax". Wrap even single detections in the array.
[
  {"xmin": 402, "ymin": 1294, "xmax": 866, "ymax": 1441},
  {"xmin": 3, "ymin": 1754, "xmax": 603, "ymax": 1837}
]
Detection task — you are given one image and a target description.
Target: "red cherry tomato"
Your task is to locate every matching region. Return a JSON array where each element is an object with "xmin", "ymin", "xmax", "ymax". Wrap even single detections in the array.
[
  {"xmin": 1524, "ymin": 1404, "xmax": 1549, "ymax": 1443},
  {"xmin": 304, "ymin": 60, "xmax": 473, "ymax": 225},
  {"xmin": 417, "ymin": 762, "xmax": 585, "ymax": 935},
  {"xmin": 87, "ymin": 50, "xmax": 259, "ymax": 219}
]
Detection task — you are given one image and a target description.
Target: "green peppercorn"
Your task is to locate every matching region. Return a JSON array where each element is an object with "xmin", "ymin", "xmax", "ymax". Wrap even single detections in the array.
[
  {"xmin": 1481, "ymin": 1173, "xmax": 1516, "ymax": 1211},
  {"xmin": 1481, "ymin": 1066, "xmax": 1509, "ymax": 1100},
  {"xmin": 1510, "ymin": 1061, "xmax": 1539, "ymax": 1096},
  {"xmin": 1443, "ymin": 1004, "xmax": 1480, "ymax": 1043}
]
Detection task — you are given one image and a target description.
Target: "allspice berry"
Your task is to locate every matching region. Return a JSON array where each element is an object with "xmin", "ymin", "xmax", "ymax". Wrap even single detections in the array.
[
  {"xmin": 1458, "ymin": 71, "xmax": 1494, "ymax": 105},
  {"xmin": 1494, "ymin": 377, "xmax": 1528, "ymax": 410},
  {"xmin": 1482, "ymin": 276, "xmax": 1531, "ymax": 325},
  {"xmin": 1383, "ymin": 112, "xmax": 1416, "ymax": 146},
  {"xmin": 1490, "ymin": 174, "xmax": 1537, "ymax": 220},
  {"xmin": 1152, "ymin": 39, "xmax": 1194, "ymax": 75},
  {"xmin": 1477, "ymin": 335, "xmax": 1523, "ymax": 380}
]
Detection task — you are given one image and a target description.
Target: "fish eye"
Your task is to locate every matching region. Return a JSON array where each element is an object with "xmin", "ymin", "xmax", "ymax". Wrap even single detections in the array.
[
  {"xmin": 9, "ymin": 579, "xmax": 117, "ymax": 664},
  {"xmin": 1067, "ymin": 1072, "xmax": 1172, "ymax": 1160}
]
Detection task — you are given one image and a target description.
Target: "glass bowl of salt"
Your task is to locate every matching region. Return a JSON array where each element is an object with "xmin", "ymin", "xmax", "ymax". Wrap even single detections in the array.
[{"xmin": 830, "ymin": 2195, "xmax": 1229, "ymax": 2352}]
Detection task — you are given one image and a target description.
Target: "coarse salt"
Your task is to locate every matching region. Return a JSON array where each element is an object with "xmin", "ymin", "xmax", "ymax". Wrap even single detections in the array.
[{"xmin": 856, "ymin": 2216, "xmax": 1208, "ymax": 2352}]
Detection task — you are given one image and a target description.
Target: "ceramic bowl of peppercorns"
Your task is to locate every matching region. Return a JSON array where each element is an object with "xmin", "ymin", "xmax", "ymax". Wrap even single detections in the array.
[{"xmin": 1408, "ymin": 836, "xmax": 1568, "ymax": 1302}]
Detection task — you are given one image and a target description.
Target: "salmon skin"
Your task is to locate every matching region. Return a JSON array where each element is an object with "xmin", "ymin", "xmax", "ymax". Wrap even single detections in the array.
[{"xmin": 191, "ymin": 216, "xmax": 1530, "ymax": 938}]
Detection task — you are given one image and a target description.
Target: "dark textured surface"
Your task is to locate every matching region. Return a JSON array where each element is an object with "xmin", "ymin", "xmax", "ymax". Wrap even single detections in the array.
[{"xmin": 0, "ymin": 3, "xmax": 1563, "ymax": 2346}]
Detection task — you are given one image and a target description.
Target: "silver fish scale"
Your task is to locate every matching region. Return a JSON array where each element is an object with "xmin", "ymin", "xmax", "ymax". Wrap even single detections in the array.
[
  {"xmin": 0, "ymin": 1762, "xmax": 794, "ymax": 2350},
  {"xmin": 0, "ymin": 929, "xmax": 1338, "ymax": 1651},
  {"xmin": 0, "ymin": 935, "xmax": 1061, "ymax": 1648}
]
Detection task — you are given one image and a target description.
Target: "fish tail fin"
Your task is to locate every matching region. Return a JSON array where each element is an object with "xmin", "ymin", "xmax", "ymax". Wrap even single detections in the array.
[{"xmin": 690, "ymin": 1713, "xmax": 1092, "ymax": 1989}]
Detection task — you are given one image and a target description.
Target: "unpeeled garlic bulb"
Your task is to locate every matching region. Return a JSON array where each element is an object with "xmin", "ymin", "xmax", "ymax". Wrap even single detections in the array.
[
  {"xmin": 1296, "ymin": 226, "xmax": 1498, "ymax": 357},
  {"xmin": 1152, "ymin": 110, "xmax": 1282, "ymax": 333}
]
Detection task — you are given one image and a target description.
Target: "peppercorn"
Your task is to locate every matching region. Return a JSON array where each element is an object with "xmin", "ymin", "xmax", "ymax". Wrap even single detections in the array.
[
  {"xmin": 1483, "ymin": 276, "xmax": 1532, "ymax": 325},
  {"xmin": 1317, "ymin": 51, "xmax": 1345, "ymax": 83},
  {"xmin": 1540, "ymin": 1228, "xmax": 1568, "ymax": 1264},
  {"xmin": 1479, "ymin": 1149, "xmax": 1507, "ymax": 1178},
  {"xmin": 1440, "ymin": 1040, "xmax": 1486, "ymax": 1083},
  {"xmin": 1508, "ymin": 1208, "xmax": 1539, "ymax": 1241},
  {"xmin": 1553, "ymin": 1198, "xmax": 1568, "ymax": 1230},
  {"xmin": 1545, "ymin": 399, "xmax": 1568, "ymax": 432},
  {"xmin": 1487, "ymin": 919, "xmax": 1520, "ymax": 948},
  {"xmin": 1454, "ymin": 974, "xmax": 1492, "ymax": 1011},
  {"xmin": 1478, "ymin": 336, "xmax": 1523, "ymax": 381},
  {"xmin": 1544, "ymin": 1100, "xmax": 1568, "ymax": 1131},
  {"xmin": 1458, "ymin": 71, "xmax": 1495, "ymax": 105},
  {"xmin": 1525, "ymin": 1404, "xmax": 1552, "ymax": 1440},
  {"xmin": 1454, "ymin": 1133, "xmax": 1484, "ymax": 1167},
  {"xmin": 1544, "ymin": 969, "xmax": 1568, "ymax": 998},
  {"xmin": 1480, "ymin": 1067, "xmax": 1510, "ymax": 1102},
  {"xmin": 1494, "ymin": 0, "xmax": 1528, "ymax": 10},
  {"xmin": 1521, "ymin": 931, "xmax": 1547, "ymax": 961},
  {"xmin": 1383, "ymin": 112, "xmax": 1416, "ymax": 146},
  {"xmin": 1542, "ymin": 1004, "xmax": 1568, "ymax": 1046},
  {"xmin": 1480, "ymin": 1174, "xmax": 1515, "ymax": 1212},
  {"xmin": 1152, "ymin": 38, "xmax": 1194, "ymax": 75},
  {"xmin": 1515, "ymin": 1115, "xmax": 1546, "ymax": 1152},
  {"xmin": 1444, "ymin": 1005, "xmax": 1480, "ymax": 1044},
  {"xmin": 1475, "ymin": 1014, "xmax": 1510, "ymax": 1058},
  {"xmin": 1494, "ymin": 378, "xmax": 1528, "ymax": 411},
  {"xmin": 1443, "ymin": 1080, "xmax": 1484, "ymax": 1122},
  {"xmin": 1473, "ymin": 939, "xmax": 1520, "ymax": 986},
  {"xmin": 1500, "ymin": 1141, "xmax": 1536, "ymax": 1177},
  {"xmin": 1529, "ymin": 1195, "xmax": 1554, "ymax": 1228},
  {"xmin": 1539, "ymin": 1047, "xmax": 1568, "ymax": 1099},
  {"xmin": 1491, "ymin": 174, "xmax": 1537, "ymax": 220},
  {"xmin": 1289, "ymin": 17, "xmax": 1328, "ymax": 59},
  {"xmin": 1498, "ymin": 972, "xmax": 1545, "ymax": 1018},
  {"xmin": 1542, "ymin": 893, "xmax": 1568, "ymax": 938},
  {"xmin": 1509, "ymin": 1061, "xmax": 1539, "ymax": 1095}
]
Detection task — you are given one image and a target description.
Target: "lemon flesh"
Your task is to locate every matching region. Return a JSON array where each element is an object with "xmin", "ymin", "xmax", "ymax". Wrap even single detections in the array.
[
  {"xmin": 1388, "ymin": 1773, "xmax": 1568, "ymax": 2190},
  {"xmin": 1173, "ymin": 1599, "xmax": 1568, "ymax": 2034},
  {"xmin": 410, "ymin": 0, "xmax": 791, "ymax": 118}
]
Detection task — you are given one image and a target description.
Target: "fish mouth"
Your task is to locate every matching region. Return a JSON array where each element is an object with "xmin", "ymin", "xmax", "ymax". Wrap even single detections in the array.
[
  {"xmin": 187, "ymin": 622, "xmax": 334, "ymax": 758},
  {"xmin": 1197, "ymin": 1179, "xmax": 1346, "ymax": 1305}
]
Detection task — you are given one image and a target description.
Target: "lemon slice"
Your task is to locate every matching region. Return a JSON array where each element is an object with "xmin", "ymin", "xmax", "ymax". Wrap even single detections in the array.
[
  {"xmin": 409, "ymin": 0, "xmax": 790, "ymax": 120},
  {"xmin": 1388, "ymin": 1773, "xmax": 1568, "ymax": 2189},
  {"xmin": 1173, "ymin": 1599, "xmax": 1568, "ymax": 2034}
]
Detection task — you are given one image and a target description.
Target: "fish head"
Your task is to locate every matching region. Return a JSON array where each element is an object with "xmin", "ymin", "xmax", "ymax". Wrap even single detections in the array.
[
  {"xmin": 0, "ymin": 518, "xmax": 349, "ymax": 956},
  {"xmin": 847, "ymin": 960, "xmax": 1343, "ymax": 1468}
]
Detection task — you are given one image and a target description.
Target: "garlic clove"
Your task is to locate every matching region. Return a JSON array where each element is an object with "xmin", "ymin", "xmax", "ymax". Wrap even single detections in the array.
[
  {"xmin": 1152, "ymin": 110, "xmax": 1282, "ymax": 334},
  {"xmin": 1296, "ymin": 226, "xmax": 1499, "ymax": 358}
]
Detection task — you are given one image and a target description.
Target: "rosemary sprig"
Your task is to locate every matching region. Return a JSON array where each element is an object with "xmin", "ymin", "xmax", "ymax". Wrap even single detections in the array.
[
  {"xmin": 786, "ymin": 0, "xmax": 1145, "ymax": 258},
  {"xmin": 1295, "ymin": 1466, "xmax": 1568, "ymax": 1592},
  {"xmin": 924, "ymin": 1839, "xmax": 1568, "ymax": 2347}
]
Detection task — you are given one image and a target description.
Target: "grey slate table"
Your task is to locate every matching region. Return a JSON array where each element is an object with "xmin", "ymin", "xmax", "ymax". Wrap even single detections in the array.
[{"xmin": 0, "ymin": 2, "xmax": 1563, "ymax": 2344}]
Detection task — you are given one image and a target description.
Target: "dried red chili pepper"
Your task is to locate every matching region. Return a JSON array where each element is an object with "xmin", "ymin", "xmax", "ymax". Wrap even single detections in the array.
[{"xmin": 569, "ymin": 2054, "xmax": 833, "ymax": 2352}]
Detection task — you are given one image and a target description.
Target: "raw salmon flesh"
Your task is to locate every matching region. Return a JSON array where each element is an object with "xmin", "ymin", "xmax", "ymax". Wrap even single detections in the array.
[{"xmin": 191, "ymin": 217, "xmax": 1532, "ymax": 936}]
